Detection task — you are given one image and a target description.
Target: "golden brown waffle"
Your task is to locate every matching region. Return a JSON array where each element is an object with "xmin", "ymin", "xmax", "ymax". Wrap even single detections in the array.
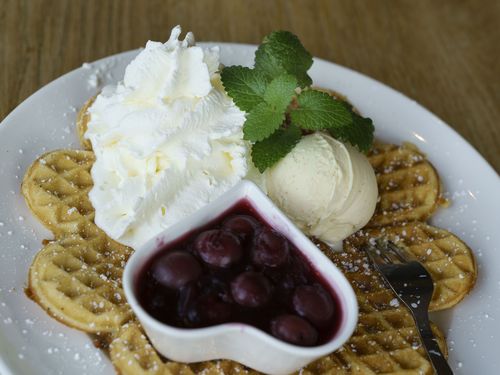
[
  {"xmin": 22, "ymin": 149, "xmax": 451, "ymax": 374},
  {"xmin": 110, "ymin": 322, "xmax": 261, "ymax": 374},
  {"xmin": 76, "ymin": 97, "xmax": 94, "ymax": 151},
  {"xmin": 21, "ymin": 149, "xmax": 96, "ymax": 237},
  {"xmin": 28, "ymin": 235, "xmax": 132, "ymax": 333},
  {"xmin": 307, "ymin": 242, "xmax": 448, "ymax": 375},
  {"xmin": 367, "ymin": 143, "xmax": 442, "ymax": 227},
  {"xmin": 108, "ymin": 243, "xmax": 448, "ymax": 375},
  {"xmin": 350, "ymin": 222, "xmax": 477, "ymax": 311},
  {"xmin": 22, "ymin": 105, "xmax": 459, "ymax": 374},
  {"xmin": 22, "ymin": 150, "xmax": 133, "ymax": 333}
]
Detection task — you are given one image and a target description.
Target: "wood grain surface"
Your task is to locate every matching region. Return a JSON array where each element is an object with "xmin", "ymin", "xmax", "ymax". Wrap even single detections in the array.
[{"xmin": 1, "ymin": 0, "xmax": 499, "ymax": 171}]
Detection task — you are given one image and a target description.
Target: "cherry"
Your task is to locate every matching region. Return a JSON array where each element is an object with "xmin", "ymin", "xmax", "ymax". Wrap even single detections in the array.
[
  {"xmin": 222, "ymin": 215, "xmax": 260, "ymax": 241},
  {"xmin": 231, "ymin": 272, "xmax": 272, "ymax": 307},
  {"xmin": 194, "ymin": 229, "xmax": 243, "ymax": 268},
  {"xmin": 293, "ymin": 284, "xmax": 334, "ymax": 327},
  {"xmin": 137, "ymin": 203, "xmax": 340, "ymax": 347},
  {"xmin": 251, "ymin": 227, "xmax": 290, "ymax": 267},
  {"xmin": 203, "ymin": 275, "xmax": 233, "ymax": 303},
  {"xmin": 187, "ymin": 295, "xmax": 232, "ymax": 326},
  {"xmin": 150, "ymin": 251, "xmax": 202, "ymax": 290},
  {"xmin": 270, "ymin": 314, "xmax": 318, "ymax": 346},
  {"xmin": 177, "ymin": 283, "xmax": 199, "ymax": 319},
  {"xmin": 201, "ymin": 297, "xmax": 232, "ymax": 325},
  {"xmin": 147, "ymin": 293, "xmax": 168, "ymax": 315}
]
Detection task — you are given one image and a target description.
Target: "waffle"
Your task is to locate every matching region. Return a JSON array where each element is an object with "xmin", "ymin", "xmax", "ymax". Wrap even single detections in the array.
[
  {"xmin": 307, "ymin": 242, "xmax": 448, "ymax": 375},
  {"xmin": 28, "ymin": 235, "xmax": 132, "ymax": 333},
  {"xmin": 108, "ymin": 242, "xmax": 448, "ymax": 375},
  {"xmin": 76, "ymin": 96, "xmax": 94, "ymax": 151},
  {"xmin": 350, "ymin": 222, "xmax": 477, "ymax": 311},
  {"xmin": 367, "ymin": 142, "xmax": 442, "ymax": 227},
  {"xmin": 22, "ymin": 150, "xmax": 133, "ymax": 333},
  {"xmin": 21, "ymin": 149, "xmax": 96, "ymax": 237},
  {"xmin": 109, "ymin": 323, "xmax": 264, "ymax": 374},
  {"xmin": 22, "ymin": 102, "xmax": 461, "ymax": 373}
]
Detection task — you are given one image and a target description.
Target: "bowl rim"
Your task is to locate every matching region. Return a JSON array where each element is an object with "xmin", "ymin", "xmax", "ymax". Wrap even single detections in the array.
[{"xmin": 123, "ymin": 180, "xmax": 358, "ymax": 357}]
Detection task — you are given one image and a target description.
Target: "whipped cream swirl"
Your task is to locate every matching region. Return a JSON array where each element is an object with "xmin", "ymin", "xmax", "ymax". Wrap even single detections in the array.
[{"xmin": 85, "ymin": 26, "xmax": 248, "ymax": 248}]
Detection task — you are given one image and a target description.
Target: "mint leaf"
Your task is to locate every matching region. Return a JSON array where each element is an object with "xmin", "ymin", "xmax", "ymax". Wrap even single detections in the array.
[
  {"xmin": 252, "ymin": 125, "xmax": 302, "ymax": 172},
  {"xmin": 221, "ymin": 30, "xmax": 375, "ymax": 168},
  {"xmin": 220, "ymin": 66, "xmax": 269, "ymax": 112},
  {"xmin": 329, "ymin": 102, "xmax": 375, "ymax": 152},
  {"xmin": 290, "ymin": 90, "xmax": 352, "ymax": 130},
  {"xmin": 243, "ymin": 102, "xmax": 285, "ymax": 142},
  {"xmin": 254, "ymin": 31, "xmax": 313, "ymax": 88},
  {"xmin": 263, "ymin": 74, "xmax": 297, "ymax": 112}
]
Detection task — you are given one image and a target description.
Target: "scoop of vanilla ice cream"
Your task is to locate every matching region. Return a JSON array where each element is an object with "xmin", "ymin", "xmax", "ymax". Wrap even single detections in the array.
[
  {"xmin": 262, "ymin": 132, "xmax": 378, "ymax": 244},
  {"xmin": 85, "ymin": 26, "xmax": 248, "ymax": 249}
]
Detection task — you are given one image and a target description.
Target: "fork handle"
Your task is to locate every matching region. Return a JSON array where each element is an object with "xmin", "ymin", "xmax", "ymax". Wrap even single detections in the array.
[{"xmin": 415, "ymin": 315, "xmax": 454, "ymax": 375}]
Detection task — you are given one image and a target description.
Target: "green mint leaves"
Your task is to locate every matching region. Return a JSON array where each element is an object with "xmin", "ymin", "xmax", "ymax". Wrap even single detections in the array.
[
  {"xmin": 254, "ymin": 31, "xmax": 313, "ymax": 88},
  {"xmin": 220, "ymin": 69, "xmax": 298, "ymax": 142},
  {"xmin": 291, "ymin": 91, "xmax": 374, "ymax": 152},
  {"xmin": 329, "ymin": 101, "xmax": 375, "ymax": 153},
  {"xmin": 251, "ymin": 125, "xmax": 302, "ymax": 172},
  {"xmin": 290, "ymin": 90, "xmax": 352, "ymax": 131},
  {"xmin": 219, "ymin": 67, "xmax": 267, "ymax": 112},
  {"xmin": 243, "ymin": 102, "xmax": 285, "ymax": 142},
  {"xmin": 221, "ymin": 31, "xmax": 374, "ymax": 172}
]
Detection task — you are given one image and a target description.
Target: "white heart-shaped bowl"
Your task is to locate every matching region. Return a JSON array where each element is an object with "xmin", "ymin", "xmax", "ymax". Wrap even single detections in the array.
[{"xmin": 123, "ymin": 180, "xmax": 358, "ymax": 374}]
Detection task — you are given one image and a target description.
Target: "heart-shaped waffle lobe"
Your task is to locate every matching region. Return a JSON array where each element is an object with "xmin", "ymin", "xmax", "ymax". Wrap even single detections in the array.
[
  {"xmin": 303, "ymin": 242, "xmax": 448, "ymax": 375},
  {"xmin": 28, "ymin": 236, "xmax": 132, "ymax": 333},
  {"xmin": 21, "ymin": 97, "xmax": 477, "ymax": 374},
  {"xmin": 21, "ymin": 150, "xmax": 96, "ymax": 236},
  {"xmin": 367, "ymin": 143, "xmax": 441, "ymax": 227},
  {"xmin": 351, "ymin": 223, "xmax": 477, "ymax": 311}
]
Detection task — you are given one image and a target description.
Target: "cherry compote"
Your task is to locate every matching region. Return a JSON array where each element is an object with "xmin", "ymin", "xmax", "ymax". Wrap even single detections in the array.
[{"xmin": 136, "ymin": 200, "xmax": 341, "ymax": 347}]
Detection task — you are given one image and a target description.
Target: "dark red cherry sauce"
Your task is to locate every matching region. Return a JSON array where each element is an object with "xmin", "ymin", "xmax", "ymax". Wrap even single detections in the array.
[{"xmin": 136, "ymin": 200, "xmax": 342, "ymax": 347}]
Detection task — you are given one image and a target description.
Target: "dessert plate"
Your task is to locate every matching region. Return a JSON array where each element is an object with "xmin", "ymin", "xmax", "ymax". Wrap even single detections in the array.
[{"xmin": 0, "ymin": 43, "xmax": 499, "ymax": 374}]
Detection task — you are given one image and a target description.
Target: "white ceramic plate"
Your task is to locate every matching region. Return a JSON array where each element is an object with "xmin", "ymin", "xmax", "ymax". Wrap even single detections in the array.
[{"xmin": 0, "ymin": 43, "xmax": 499, "ymax": 375}]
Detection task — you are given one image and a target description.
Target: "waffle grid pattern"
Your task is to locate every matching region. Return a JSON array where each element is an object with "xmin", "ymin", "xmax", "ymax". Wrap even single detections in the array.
[
  {"xmin": 21, "ymin": 138, "xmax": 470, "ymax": 374},
  {"xmin": 22, "ymin": 150, "xmax": 133, "ymax": 333},
  {"xmin": 367, "ymin": 143, "xmax": 441, "ymax": 227},
  {"xmin": 304, "ymin": 243, "xmax": 447, "ymax": 375},
  {"xmin": 29, "ymin": 236, "xmax": 132, "ymax": 332},
  {"xmin": 21, "ymin": 150, "xmax": 96, "ymax": 237},
  {"xmin": 352, "ymin": 222, "xmax": 477, "ymax": 311}
]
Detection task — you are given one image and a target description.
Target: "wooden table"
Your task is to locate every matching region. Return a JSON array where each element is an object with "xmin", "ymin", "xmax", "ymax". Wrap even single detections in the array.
[{"xmin": 1, "ymin": 0, "xmax": 499, "ymax": 172}]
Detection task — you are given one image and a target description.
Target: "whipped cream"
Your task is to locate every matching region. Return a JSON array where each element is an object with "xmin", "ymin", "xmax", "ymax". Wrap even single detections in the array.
[
  {"xmin": 85, "ymin": 26, "xmax": 248, "ymax": 248},
  {"xmin": 262, "ymin": 132, "xmax": 378, "ymax": 245}
]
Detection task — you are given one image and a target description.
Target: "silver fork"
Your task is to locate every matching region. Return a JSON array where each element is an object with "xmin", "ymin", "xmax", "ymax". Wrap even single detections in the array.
[{"xmin": 364, "ymin": 240, "xmax": 453, "ymax": 375}]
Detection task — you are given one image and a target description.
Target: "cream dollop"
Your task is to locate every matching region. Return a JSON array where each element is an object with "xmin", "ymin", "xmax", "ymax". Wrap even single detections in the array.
[
  {"xmin": 85, "ymin": 26, "xmax": 248, "ymax": 248},
  {"xmin": 262, "ymin": 132, "xmax": 378, "ymax": 245}
]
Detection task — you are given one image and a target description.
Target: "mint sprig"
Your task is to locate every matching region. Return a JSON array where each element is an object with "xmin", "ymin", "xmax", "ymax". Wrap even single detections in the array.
[
  {"xmin": 251, "ymin": 125, "xmax": 302, "ymax": 173},
  {"xmin": 221, "ymin": 31, "xmax": 375, "ymax": 172},
  {"xmin": 329, "ymin": 101, "xmax": 375, "ymax": 152},
  {"xmin": 263, "ymin": 74, "xmax": 297, "ymax": 112},
  {"xmin": 254, "ymin": 31, "xmax": 313, "ymax": 88},
  {"xmin": 243, "ymin": 102, "xmax": 285, "ymax": 142},
  {"xmin": 290, "ymin": 90, "xmax": 352, "ymax": 130},
  {"xmin": 220, "ymin": 67, "xmax": 268, "ymax": 112}
]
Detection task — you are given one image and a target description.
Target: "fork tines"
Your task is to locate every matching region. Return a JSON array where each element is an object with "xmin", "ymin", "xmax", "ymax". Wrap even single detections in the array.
[{"xmin": 365, "ymin": 239, "xmax": 409, "ymax": 265}]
